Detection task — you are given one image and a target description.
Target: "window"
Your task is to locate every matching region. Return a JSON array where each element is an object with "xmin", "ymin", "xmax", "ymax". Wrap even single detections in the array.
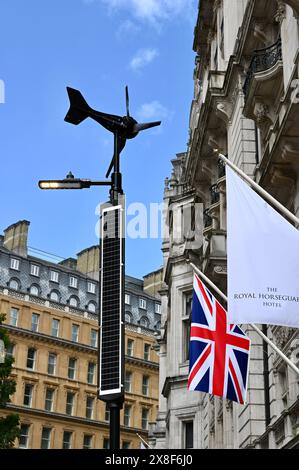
[
  {"xmin": 87, "ymin": 302, "xmax": 96, "ymax": 313},
  {"xmin": 31, "ymin": 313, "xmax": 40, "ymax": 332},
  {"xmin": 50, "ymin": 270, "xmax": 59, "ymax": 283},
  {"xmin": 51, "ymin": 319, "xmax": 60, "ymax": 337},
  {"xmin": 23, "ymin": 384, "xmax": 33, "ymax": 407},
  {"xmin": 8, "ymin": 278, "xmax": 19, "ymax": 290},
  {"xmin": 71, "ymin": 324, "xmax": 79, "ymax": 342},
  {"xmin": 48, "ymin": 353, "xmax": 57, "ymax": 375},
  {"xmin": 122, "ymin": 441, "xmax": 131, "ymax": 449},
  {"xmin": 66, "ymin": 392, "xmax": 75, "ymax": 416},
  {"xmin": 142, "ymin": 376, "xmax": 149, "ymax": 396},
  {"xmin": 69, "ymin": 276, "xmax": 78, "ymax": 288},
  {"xmin": 68, "ymin": 358, "xmax": 77, "ymax": 380},
  {"xmin": 86, "ymin": 396, "xmax": 94, "ymax": 419},
  {"xmin": 87, "ymin": 362, "xmax": 96, "ymax": 384},
  {"xmin": 140, "ymin": 317, "xmax": 149, "ymax": 328},
  {"xmin": 10, "ymin": 258, "xmax": 20, "ymax": 270},
  {"xmin": 142, "ymin": 408, "xmax": 149, "ymax": 430},
  {"xmin": 125, "ymin": 294, "xmax": 131, "ymax": 305},
  {"xmin": 19, "ymin": 424, "xmax": 30, "ymax": 448},
  {"xmin": 90, "ymin": 329, "xmax": 97, "ymax": 348},
  {"xmin": 144, "ymin": 344, "xmax": 151, "ymax": 361},
  {"xmin": 124, "ymin": 404, "xmax": 131, "ymax": 427},
  {"xmin": 83, "ymin": 434, "xmax": 93, "ymax": 449},
  {"xmin": 45, "ymin": 388, "xmax": 54, "ymax": 412},
  {"xmin": 6, "ymin": 343, "xmax": 15, "ymax": 359},
  {"xmin": 50, "ymin": 291, "xmax": 59, "ymax": 302},
  {"xmin": 62, "ymin": 431, "xmax": 72, "ymax": 449},
  {"xmin": 41, "ymin": 427, "xmax": 52, "ymax": 449},
  {"xmin": 26, "ymin": 348, "xmax": 36, "ymax": 370},
  {"xmin": 184, "ymin": 421, "xmax": 194, "ymax": 449},
  {"xmin": 103, "ymin": 438, "xmax": 109, "ymax": 449},
  {"xmin": 29, "ymin": 285, "xmax": 39, "ymax": 296},
  {"xmin": 69, "ymin": 296, "xmax": 78, "ymax": 308},
  {"xmin": 139, "ymin": 298, "xmax": 146, "ymax": 309},
  {"xmin": 124, "ymin": 371, "xmax": 132, "ymax": 393},
  {"xmin": 183, "ymin": 292, "xmax": 192, "ymax": 362},
  {"xmin": 155, "ymin": 303, "xmax": 161, "ymax": 314},
  {"xmin": 30, "ymin": 264, "xmax": 40, "ymax": 277},
  {"xmin": 125, "ymin": 312, "xmax": 132, "ymax": 323},
  {"xmin": 9, "ymin": 308, "xmax": 19, "ymax": 326},
  {"xmin": 105, "ymin": 403, "xmax": 110, "ymax": 422},
  {"xmin": 87, "ymin": 282, "xmax": 96, "ymax": 294},
  {"xmin": 127, "ymin": 339, "xmax": 134, "ymax": 357}
]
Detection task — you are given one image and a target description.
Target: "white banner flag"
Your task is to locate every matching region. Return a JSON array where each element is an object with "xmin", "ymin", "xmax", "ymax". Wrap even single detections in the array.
[{"xmin": 227, "ymin": 165, "xmax": 299, "ymax": 327}]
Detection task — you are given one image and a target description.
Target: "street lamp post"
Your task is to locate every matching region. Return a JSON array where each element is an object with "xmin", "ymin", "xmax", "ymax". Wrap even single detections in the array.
[{"xmin": 39, "ymin": 86, "xmax": 161, "ymax": 450}]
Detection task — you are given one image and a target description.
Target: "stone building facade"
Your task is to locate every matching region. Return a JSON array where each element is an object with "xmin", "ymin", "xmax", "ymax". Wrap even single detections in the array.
[
  {"xmin": 150, "ymin": 0, "xmax": 299, "ymax": 449},
  {"xmin": 0, "ymin": 220, "xmax": 161, "ymax": 449}
]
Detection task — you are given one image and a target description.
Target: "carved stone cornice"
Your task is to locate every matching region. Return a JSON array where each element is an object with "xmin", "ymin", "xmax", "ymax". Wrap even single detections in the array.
[
  {"xmin": 213, "ymin": 265, "xmax": 227, "ymax": 276},
  {"xmin": 216, "ymin": 100, "xmax": 233, "ymax": 124},
  {"xmin": 272, "ymin": 326, "xmax": 297, "ymax": 350}
]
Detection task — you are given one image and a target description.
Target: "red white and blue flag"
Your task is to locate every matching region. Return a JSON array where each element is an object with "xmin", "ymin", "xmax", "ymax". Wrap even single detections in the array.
[{"xmin": 188, "ymin": 274, "xmax": 250, "ymax": 404}]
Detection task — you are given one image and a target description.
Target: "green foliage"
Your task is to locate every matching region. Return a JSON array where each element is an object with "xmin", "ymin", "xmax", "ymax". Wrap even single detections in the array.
[
  {"xmin": 0, "ymin": 414, "xmax": 20, "ymax": 449},
  {"xmin": 0, "ymin": 314, "xmax": 20, "ymax": 448}
]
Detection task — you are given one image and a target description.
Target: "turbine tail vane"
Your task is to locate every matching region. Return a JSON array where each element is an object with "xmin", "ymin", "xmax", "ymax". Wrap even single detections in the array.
[{"xmin": 133, "ymin": 121, "xmax": 161, "ymax": 133}]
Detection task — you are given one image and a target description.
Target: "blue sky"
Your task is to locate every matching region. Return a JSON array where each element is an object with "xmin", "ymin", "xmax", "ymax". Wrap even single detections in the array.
[{"xmin": 0, "ymin": 0, "xmax": 197, "ymax": 278}]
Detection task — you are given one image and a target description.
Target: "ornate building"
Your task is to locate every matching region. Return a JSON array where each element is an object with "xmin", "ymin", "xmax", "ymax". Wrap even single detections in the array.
[
  {"xmin": 0, "ymin": 220, "xmax": 161, "ymax": 449},
  {"xmin": 150, "ymin": 0, "xmax": 299, "ymax": 449}
]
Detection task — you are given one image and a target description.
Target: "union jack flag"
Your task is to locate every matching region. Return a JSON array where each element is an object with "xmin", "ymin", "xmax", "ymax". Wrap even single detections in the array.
[{"xmin": 188, "ymin": 274, "xmax": 250, "ymax": 404}]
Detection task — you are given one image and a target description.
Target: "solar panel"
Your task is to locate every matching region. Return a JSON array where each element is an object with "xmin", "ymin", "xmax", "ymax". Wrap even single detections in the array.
[{"xmin": 98, "ymin": 198, "xmax": 125, "ymax": 401}]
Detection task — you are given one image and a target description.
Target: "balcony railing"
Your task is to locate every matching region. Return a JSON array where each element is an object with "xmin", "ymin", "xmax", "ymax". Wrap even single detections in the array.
[{"xmin": 243, "ymin": 36, "xmax": 282, "ymax": 99}]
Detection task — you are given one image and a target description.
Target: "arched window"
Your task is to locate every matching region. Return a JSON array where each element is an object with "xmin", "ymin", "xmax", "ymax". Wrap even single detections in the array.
[
  {"xmin": 8, "ymin": 278, "xmax": 20, "ymax": 291},
  {"xmin": 49, "ymin": 290, "xmax": 60, "ymax": 302},
  {"xmin": 140, "ymin": 317, "xmax": 149, "ymax": 328},
  {"xmin": 87, "ymin": 302, "xmax": 96, "ymax": 313},
  {"xmin": 29, "ymin": 285, "xmax": 39, "ymax": 296},
  {"xmin": 155, "ymin": 321, "xmax": 161, "ymax": 330},
  {"xmin": 125, "ymin": 312, "xmax": 132, "ymax": 323},
  {"xmin": 69, "ymin": 296, "xmax": 79, "ymax": 308}
]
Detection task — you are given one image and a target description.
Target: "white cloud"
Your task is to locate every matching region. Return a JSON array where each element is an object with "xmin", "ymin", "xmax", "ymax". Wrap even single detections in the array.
[
  {"xmin": 129, "ymin": 48, "xmax": 158, "ymax": 71},
  {"xmin": 136, "ymin": 101, "xmax": 170, "ymax": 121},
  {"xmin": 117, "ymin": 19, "xmax": 140, "ymax": 38},
  {"xmin": 87, "ymin": 0, "xmax": 196, "ymax": 24}
]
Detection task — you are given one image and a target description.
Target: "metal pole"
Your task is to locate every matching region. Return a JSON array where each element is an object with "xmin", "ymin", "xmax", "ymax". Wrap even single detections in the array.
[
  {"xmin": 107, "ymin": 132, "xmax": 125, "ymax": 450},
  {"xmin": 109, "ymin": 403, "xmax": 120, "ymax": 450},
  {"xmin": 189, "ymin": 262, "xmax": 299, "ymax": 376},
  {"xmin": 216, "ymin": 152, "xmax": 299, "ymax": 227}
]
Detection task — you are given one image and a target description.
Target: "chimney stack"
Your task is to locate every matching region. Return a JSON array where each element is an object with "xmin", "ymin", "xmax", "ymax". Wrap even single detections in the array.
[
  {"xmin": 76, "ymin": 246, "xmax": 100, "ymax": 281},
  {"xmin": 3, "ymin": 220, "xmax": 30, "ymax": 257}
]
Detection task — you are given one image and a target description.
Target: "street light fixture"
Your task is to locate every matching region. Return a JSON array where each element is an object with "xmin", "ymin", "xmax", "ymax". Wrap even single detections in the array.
[{"xmin": 39, "ymin": 172, "xmax": 112, "ymax": 190}]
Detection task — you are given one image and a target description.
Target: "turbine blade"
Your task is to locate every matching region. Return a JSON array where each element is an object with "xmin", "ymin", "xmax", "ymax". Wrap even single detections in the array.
[
  {"xmin": 133, "ymin": 121, "xmax": 161, "ymax": 132},
  {"xmin": 126, "ymin": 86, "xmax": 130, "ymax": 117}
]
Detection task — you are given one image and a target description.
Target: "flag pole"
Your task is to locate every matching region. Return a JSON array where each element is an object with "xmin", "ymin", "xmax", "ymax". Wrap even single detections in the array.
[
  {"xmin": 136, "ymin": 433, "xmax": 151, "ymax": 449},
  {"xmin": 189, "ymin": 262, "xmax": 299, "ymax": 376},
  {"xmin": 215, "ymin": 151, "xmax": 299, "ymax": 227}
]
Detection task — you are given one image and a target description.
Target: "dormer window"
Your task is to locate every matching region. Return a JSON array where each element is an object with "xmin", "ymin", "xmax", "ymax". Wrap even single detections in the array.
[
  {"xmin": 30, "ymin": 264, "xmax": 40, "ymax": 277},
  {"xmin": 10, "ymin": 258, "xmax": 20, "ymax": 271},
  {"xmin": 87, "ymin": 282, "xmax": 96, "ymax": 294},
  {"xmin": 50, "ymin": 271, "xmax": 59, "ymax": 283},
  {"xmin": 69, "ymin": 277, "xmax": 78, "ymax": 289},
  {"xmin": 139, "ymin": 298, "xmax": 146, "ymax": 310},
  {"xmin": 29, "ymin": 285, "xmax": 39, "ymax": 297}
]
